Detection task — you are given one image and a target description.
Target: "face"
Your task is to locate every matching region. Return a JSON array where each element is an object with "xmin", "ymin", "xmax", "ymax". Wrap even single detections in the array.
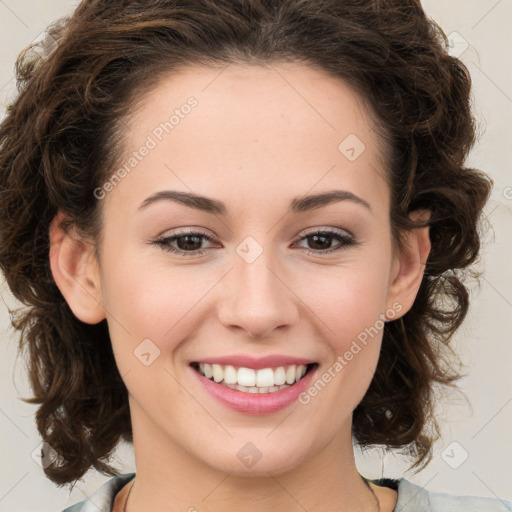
[{"xmin": 52, "ymin": 62, "xmax": 427, "ymax": 479}]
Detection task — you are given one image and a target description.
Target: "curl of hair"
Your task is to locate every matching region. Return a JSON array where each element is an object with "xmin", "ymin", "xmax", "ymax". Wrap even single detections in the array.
[{"xmin": 0, "ymin": 0, "xmax": 492, "ymax": 486}]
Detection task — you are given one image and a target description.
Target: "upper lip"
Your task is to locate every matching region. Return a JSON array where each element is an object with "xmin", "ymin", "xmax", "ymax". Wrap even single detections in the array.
[{"xmin": 191, "ymin": 355, "xmax": 316, "ymax": 369}]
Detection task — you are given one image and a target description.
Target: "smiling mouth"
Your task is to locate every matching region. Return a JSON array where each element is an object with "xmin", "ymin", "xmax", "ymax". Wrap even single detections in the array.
[{"xmin": 190, "ymin": 362, "xmax": 317, "ymax": 394}]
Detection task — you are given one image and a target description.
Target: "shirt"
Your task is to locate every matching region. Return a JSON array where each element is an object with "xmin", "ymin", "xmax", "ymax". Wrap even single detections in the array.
[{"xmin": 61, "ymin": 472, "xmax": 512, "ymax": 511}]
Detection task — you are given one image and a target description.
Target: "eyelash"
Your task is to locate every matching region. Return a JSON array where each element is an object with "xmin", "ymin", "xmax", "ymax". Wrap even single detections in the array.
[{"xmin": 152, "ymin": 228, "xmax": 358, "ymax": 257}]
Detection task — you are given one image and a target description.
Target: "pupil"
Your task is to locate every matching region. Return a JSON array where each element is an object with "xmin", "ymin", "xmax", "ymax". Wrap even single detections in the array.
[
  {"xmin": 310, "ymin": 234, "xmax": 330, "ymax": 250},
  {"xmin": 178, "ymin": 235, "xmax": 201, "ymax": 251}
]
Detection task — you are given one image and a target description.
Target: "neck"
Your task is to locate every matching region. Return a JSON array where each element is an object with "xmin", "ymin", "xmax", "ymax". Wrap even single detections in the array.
[{"xmin": 126, "ymin": 402, "xmax": 380, "ymax": 511}]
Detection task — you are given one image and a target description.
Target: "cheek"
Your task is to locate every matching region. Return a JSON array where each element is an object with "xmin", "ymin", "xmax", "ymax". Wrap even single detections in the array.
[
  {"xmin": 322, "ymin": 281, "xmax": 386, "ymax": 382},
  {"xmin": 296, "ymin": 269, "xmax": 390, "ymax": 429},
  {"xmin": 306, "ymin": 258, "xmax": 392, "ymax": 344},
  {"xmin": 100, "ymin": 252, "xmax": 219, "ymax": 367},
  {"xmin": 300, "ymin": 253, "xmax": 391, "ymax": 399}
]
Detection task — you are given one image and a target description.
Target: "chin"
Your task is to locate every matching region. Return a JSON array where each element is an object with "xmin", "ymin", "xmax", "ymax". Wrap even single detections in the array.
[{"xmin": 199, "ymin": 440, "xmax": 312, "ymax": 478}]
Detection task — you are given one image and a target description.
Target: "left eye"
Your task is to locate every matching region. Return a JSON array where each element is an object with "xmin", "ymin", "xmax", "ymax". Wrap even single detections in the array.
[
  {"xmin": 294, "ymin": 229, "xmax": 356, "ymax": 255},
  {"xmin": 152, "ymin": 229, "xmax": 356, "ymax": 256}
]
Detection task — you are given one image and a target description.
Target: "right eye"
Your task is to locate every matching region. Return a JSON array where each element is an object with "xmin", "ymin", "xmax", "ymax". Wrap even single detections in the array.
[{"xmin": 152, "ymin": 229, "xmax": 219, "ymax": 256}]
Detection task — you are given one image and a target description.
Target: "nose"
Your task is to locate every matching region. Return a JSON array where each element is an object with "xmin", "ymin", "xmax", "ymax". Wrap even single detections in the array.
[{"xmin": 217, "ymin": 248, "xmax": 300, "ymax": 339}]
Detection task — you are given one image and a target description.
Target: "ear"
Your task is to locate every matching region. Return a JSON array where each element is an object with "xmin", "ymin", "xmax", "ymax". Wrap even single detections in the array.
[
  {"xmin": 385, "ymin": 209, "xmax": 431, "ymax": 319},
  {"xmin": 49, "ymin": 210, "xmax": 106, "ymax": 324}
]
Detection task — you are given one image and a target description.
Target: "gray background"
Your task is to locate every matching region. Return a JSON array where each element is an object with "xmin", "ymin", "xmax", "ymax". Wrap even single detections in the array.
[{"xmin": 0, "ymin": 1, "xmax": 511, "ymax": 510}]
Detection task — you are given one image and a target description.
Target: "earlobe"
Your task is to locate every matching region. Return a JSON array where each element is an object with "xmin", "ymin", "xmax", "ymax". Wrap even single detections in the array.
[
  {"xmin": 386, "ymin": 209, "xmax": 431, "ymax": 318},
  {"xmin": 49, "ymin": 211, "xmax": 106, "ymax": 324}
]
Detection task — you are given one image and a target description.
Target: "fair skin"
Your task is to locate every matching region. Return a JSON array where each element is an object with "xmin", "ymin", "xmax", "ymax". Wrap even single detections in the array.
[{"xmin": 49, "ymin": 62, "xmax": 430, "ymax": 511}]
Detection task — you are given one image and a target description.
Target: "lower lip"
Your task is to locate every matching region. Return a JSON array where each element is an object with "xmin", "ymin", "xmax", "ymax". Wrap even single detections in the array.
[{"xmin": 192, "ymin": 365, "xmax": 317, "ymax": 415}]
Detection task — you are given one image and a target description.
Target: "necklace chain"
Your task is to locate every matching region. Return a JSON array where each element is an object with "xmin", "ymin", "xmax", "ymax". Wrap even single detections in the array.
[
  {"xmin": 124, "ymin": 476, "xmax": 380, "ymax": 511},
  {"xmin": 123, "ymin": 479, "xmax": 134, "ymax": 512},
  {"xmin": 363, "ymin": 475, "xmax": 382, "ymax": 512}
]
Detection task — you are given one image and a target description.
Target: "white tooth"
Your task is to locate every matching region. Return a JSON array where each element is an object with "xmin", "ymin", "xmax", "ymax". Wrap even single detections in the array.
[
  {"xmin": 202, "ymin": 363, "xmax": 307, "ymax": 390},
  {"xmin": 238, "ymin": 367, "xmax": 256, "ymax": 387},
  {"xmin": 274, "ymin": 366, "xmax": 286, "ymax": 386},
  {"xmin": 212, "ymin": 364, "xmax": 224, "ymax": 383},
  {"xmin": 256, "ymin": 368, "xmax": 275, "ymax": 387},
  {"xmin": 296, "ymin": 364, "xmax": 307, "ymax": 382},
  {"xmin": 285, "ymin": 365, "xmax": 297, "ymax": 385},
  {"xmin": 223, "ymin": 365, "xmax": 238, "ymax": 384},
  {"xmin": 203, "ymin": 363, "xmax": 213, "ymax": 379},
  {"xmin": 227, "ymin": 382, "xmax": 291, "ymax": 394}
]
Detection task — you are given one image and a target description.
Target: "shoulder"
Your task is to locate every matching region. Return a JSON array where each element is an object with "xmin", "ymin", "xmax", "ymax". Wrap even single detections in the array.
[
  {"xmin": 60, "ymin": 473, "xmax": 136, "ymax": 512},
  {"xmin": 392, "ymin": 478, "xmax": 512, "ymax": 512}
]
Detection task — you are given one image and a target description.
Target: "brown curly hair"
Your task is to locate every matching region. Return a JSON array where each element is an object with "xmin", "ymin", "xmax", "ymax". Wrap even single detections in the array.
[{"xmin": 0, "ymin": 0, "xmax": 492, "ymax": 488}]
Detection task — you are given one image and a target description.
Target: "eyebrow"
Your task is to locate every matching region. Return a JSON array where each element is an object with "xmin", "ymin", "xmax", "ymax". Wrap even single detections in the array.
[{"xmin": 137, "ymin": 189, "xmax": 372, "ymax": 215}]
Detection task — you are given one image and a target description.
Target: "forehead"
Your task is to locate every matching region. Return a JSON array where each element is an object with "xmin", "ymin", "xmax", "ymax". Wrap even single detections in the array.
[
  {"xmin": 127, "ymin": 61, "xmax": 381, "ymax": 145},
  {"xmin": 105, "ymin": 61, "xmax": 389, "ymax": 217}
]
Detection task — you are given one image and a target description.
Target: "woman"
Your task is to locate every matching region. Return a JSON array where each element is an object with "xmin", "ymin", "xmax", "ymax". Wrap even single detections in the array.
[{"xmin": 0, "ymin": 1, "xmax": 509, "ymax": 511}]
